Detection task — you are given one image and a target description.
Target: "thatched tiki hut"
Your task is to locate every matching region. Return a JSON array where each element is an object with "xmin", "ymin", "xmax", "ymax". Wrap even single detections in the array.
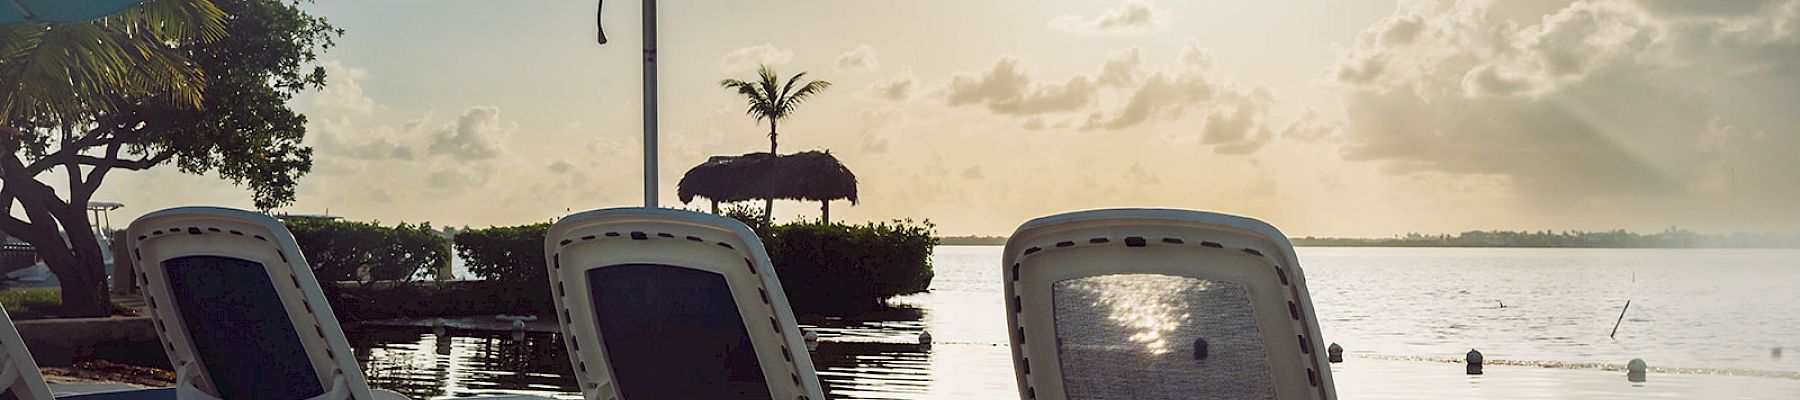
[{"xmin": 678, "ymin": 151, "xmax": 859, "ymax": 221}]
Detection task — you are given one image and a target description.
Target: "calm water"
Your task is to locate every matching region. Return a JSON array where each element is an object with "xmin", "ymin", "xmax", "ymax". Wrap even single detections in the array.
[{"xmin": 350, "ymin": 246, "xmax": 1800, "ymax": 399}]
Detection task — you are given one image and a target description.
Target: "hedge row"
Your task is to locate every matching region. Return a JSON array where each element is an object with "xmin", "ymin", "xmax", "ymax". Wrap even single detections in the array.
[
  {"xmin": 285, "ymin": 219, "xmax": 449, "ymax": 282},
  {"xmin": 452, "ymin": 210, "xmax": 936, "ymax": 314}
]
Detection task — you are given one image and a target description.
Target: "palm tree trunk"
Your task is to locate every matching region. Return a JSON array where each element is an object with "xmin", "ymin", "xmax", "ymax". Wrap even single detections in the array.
[
  {"xmin": 821, "ymin": 200, "xmax": 829, "ymax": 223},
  {"xmin": 765, "ymin": 119, "xmax": 777, "ymax": 222}
]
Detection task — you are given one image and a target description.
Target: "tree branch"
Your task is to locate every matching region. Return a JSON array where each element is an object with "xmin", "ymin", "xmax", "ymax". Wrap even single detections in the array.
[{"xmin": 20, "ymin": 126, "xmax": 139, "ymax": 174}]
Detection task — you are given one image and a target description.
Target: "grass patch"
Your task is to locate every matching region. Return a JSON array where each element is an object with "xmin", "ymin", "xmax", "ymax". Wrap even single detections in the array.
[{"xmin": 0, "ymin": 288, "xmax": 132, "ymax": 320}]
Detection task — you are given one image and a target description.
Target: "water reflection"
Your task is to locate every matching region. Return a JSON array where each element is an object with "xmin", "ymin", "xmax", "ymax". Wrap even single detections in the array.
[
  {"xmin": 346, "ymin": 305, "xmax": 948, "ymax": 400},
  {"xmin": 802, "ymin": 307, "xmax": 933, "ymax": 399},
  {"xmin": 1052, "ymin": 274, "xmax": 1276, "ymax": 399},
  {"xmin": 350, "ymin": 328, "xmax": 578, "ymax": 399}
]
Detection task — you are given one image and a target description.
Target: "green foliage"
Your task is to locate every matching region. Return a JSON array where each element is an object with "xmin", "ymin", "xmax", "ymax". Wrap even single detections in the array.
[
  {"xmin": 0, "ymin": 0, "xmax": 226, "ymax": 126},
  {"xmin": 454, "ymin": 223, "xmax": 551, "ymax": 285},
  {"xmin": 448, "ymin": 215, "xmax": 935, "ymax": 315},
  {"xmin": 0, "ymin": 0, "xmax": 337, "ymax": 317},
  {"xmin": 94, "ymin": 0, "xmax": 339, "ymax": 209},
  {"xmin": 724, "ymin": 212, "xmax": 938, "ymax": 311},
  {"xmin": 768, "ymin": 220, "xmax": 937, "ymax": 309},
  {"xmin": 721, "ymin": 204, "xmax": 772, "ymax": 235},
  {"xmin": 286, "ymin": 219, "xmax": 449, "ymax": 282},
  {"xmin": 0, "ymin": 288, "xmax": 130, "ymax": 320},
  {"xmin": 447, "ymin": 223, "xmax": 553, "ymax": 316}
]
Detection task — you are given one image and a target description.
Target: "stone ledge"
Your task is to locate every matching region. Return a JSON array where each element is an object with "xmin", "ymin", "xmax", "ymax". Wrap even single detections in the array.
[{"xmin": 15, "ymin": 316, "xmax": 162, "ymax": 367}]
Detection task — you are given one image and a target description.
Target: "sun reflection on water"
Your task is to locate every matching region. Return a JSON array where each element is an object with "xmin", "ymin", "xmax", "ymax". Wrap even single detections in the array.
[{"xmin": 1063, "ymin": 274, "xmax": 1212, "ymax": 355}]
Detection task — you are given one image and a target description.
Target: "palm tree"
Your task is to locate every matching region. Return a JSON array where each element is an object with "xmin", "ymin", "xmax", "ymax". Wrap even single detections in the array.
[
  {"xmin": 0, "ymin": 0, "xmax": 226, "ymax": 128},
  {"xmin": 719, "ymin": 64, "xmax": 831, "ymax": 218}
]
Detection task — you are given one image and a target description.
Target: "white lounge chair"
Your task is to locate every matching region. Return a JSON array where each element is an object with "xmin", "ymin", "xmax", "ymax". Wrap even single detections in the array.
[
  {"xmin": 544, "ymin": 208, "xmax": 825, "ymax": 400},
  {"xmin": 2, "ymin": 303, "xmax": 178, "ymax": 400},
  {"xmin": 1002, "ymin": 209, "xmax": 1337, "ymax": 400},
  {"xmin": 0, "ymin": 305, "xmax": 55, "ymax": 400},
  {"xmin": 127, "ymin": 207, "xmax": 407, "ymax": 400}
]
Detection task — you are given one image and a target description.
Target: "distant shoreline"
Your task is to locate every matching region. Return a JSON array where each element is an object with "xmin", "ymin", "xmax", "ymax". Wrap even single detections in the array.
[{"xmin": 939, "ymin": 230, "xmax": 1800, "ymax": 249}]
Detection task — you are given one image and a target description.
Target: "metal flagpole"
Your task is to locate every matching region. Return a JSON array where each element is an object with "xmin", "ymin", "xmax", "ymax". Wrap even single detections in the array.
[
  {"xmin": 599, "ymin": 0, "xmax": 658, "ymax": 208},
  {"xmin": 640, "ymin": 0, "xmax": 659, "ymax": 208}
]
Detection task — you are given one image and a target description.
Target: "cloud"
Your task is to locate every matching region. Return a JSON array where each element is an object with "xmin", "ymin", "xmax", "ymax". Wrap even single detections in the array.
[
  {"xmin": 962, "ymin": 166, "xmax": 984, "ymax": 180},
  {"xmin": 547, "ymin": 160, "xmax": 573, "ymax": 174},
  {"xmin": 1127, "ymin": 163, "xmax": 1160, "ymax": 184},
  {"xmin": 1050, "ymin": 1, "xmax": 1167, "ymax": 35},
  {"xmin": 836, "ymin": 45, "xmax": 879, "ymax": 73},
  {"xmin": 945, "ymin": 56, "xmax": 1097, "ymax": 115},
  {"xmin": 1079, "ymin": 72, "xmax": 1212, "ymax": 130},
  {"xmin": 1633, "ymin": 0, "xmax": 1777, "ymax": 16},
  {"xmin": 1178, "ymin": 39, "xmax": 1215, "ymax": 70},
  {"xmin": 864, "ymin": 68, "xmax": 917, "ymax": 101},
  {"xmin": 1281, "ymin": 109, "xmax": 1343, "ymax": 142},
  {"xmin": 1330, "ymin": 0, "xmax": 1800, "ymax": 218},
  {"xmin": 944, "ymin": 45, "xmax": 1282, "ymax": 155},
  {"xmin": 720, "ymin": 44, "xmax": 794, "ymax": 72},
  {"xmin": 427, "ymin": 106, "xmax": 511, "ymax": 160},
  {"xmin": 856, "ymin": 107, "xmax": 904, "ymax": 154},
  {"xmin": 314, "ymin": 61, "xmax": 374, "ymax": 115},
  {"xmin": 314, "ymin": 120, "xmax": 417, "ymax": 161}
]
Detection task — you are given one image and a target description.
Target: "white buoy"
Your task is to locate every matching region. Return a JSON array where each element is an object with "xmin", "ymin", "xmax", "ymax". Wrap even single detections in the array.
[
  {"xmin": 1466, "ymin": 349, "xmax": 1483, "ymax": 375},
  {"xmin": 804, "ymin": 329, "xmax": 820, "ymax": 351},
  {"xmin": 1627, "ymin": 358, "xmax": 1647, "ymax": 382},
  {"xmin": 918, "ymin": 331, "xmax": 933, "ymax": 346}
]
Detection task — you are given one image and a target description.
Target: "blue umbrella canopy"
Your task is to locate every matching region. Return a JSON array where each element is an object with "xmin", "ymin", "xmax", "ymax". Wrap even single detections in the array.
[{"xmin": 1, "ymin": 0, "xmax": 148, "ymax": 25}]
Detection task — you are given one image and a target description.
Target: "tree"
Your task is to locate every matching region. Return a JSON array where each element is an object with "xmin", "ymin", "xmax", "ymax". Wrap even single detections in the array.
[
  {"xmin": 719, "ymin": 65, "xmax": 831, "ymax": 219},
  {"xmin": 0, "ymin": 0, "xmax": 339, "ymax": 316}
]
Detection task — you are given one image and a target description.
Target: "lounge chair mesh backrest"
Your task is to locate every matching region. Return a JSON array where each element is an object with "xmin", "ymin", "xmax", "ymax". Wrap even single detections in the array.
[
  {"xmin": 545, "ymin": 208, "xmax": 824, "ymax": 400},
  {"xmin": 1003, "ymin": 209, "xmax": 1336, "ymax": 400},
  {"xmin": 128, "ymin": 207, "xmax": 378, "ymax": 400},
  {"xmin": 0, "ymin": 306, "xmax": 54, "ymax": 400}
]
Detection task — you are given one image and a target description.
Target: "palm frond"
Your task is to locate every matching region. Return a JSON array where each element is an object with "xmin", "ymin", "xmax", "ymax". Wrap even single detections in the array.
[
  {"xmin": 721, "ymin": 78, "xmax": 775, "ymax": 122},
  {"xmin": 113, "ymin": 0, "xmax": 227, "ymax": 44},
  {"xmin": 780, "ymin": 80, "xmax": 832, "ymax": 115},
  {"xmin": 0, "ymin": 0, "xmax": 217, "ymax": 127}
]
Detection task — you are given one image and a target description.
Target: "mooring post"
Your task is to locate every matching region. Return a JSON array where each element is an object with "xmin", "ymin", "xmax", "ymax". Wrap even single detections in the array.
[
  {"xmin": 1193, "ymin": 337, "xmax": 1210, "ymax": 361},
  {"xmin": 1466, "ymin": 349, "xmax": 1484, "ymax": 375},
  {"xmin": 1627, "ymin": 358, "xmax": 1647, "ymax": 382},
  {"xmin": 1328, "ymin": 342, "xmax": 1344, "ymax": 363}
]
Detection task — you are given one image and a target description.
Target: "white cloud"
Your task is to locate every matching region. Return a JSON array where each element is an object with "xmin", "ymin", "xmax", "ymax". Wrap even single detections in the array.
[
  {"xmin": 428, "ymin": 106, "xmax": 512, "ymax": 160},
  {"xmin": 313, "ymin": 61, "xmax": 374, "ymax": 115},
  {"xmin": 944, "ymin": 44, "xmax": 1281, "ymax": 155},
  {"xmin": 1330, "ymin": 0, "xmax": 1800, "ymax": 222},
  {"xmin": 720, "ymin": 44, "xmax": 794, "ymax": 72},
  {"xmin": 1049, "ymin": 1, "xmax": 1168, "ymax": 35},
  {"xmin": 864, "ymin": 68, "xmax": 918, "ymax": 101},
  {"xmin": 836, "ymin": 45, "xmax": 879, "ymax": 73},
  {"xmin": 945, "ymin": 56, "xmax": 1097, "ymax": 115}
]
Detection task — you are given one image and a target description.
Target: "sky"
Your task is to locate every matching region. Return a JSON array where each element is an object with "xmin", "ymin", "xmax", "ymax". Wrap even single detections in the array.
[{"xmin": 83, "ymin": 0, "xmax": 1800, "ymax": 237}]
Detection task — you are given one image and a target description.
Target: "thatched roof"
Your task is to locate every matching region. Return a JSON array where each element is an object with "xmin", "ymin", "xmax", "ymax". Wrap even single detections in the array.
[{"xmin": 678, "ymin": 151, "xmax": 858, "ymax": 204}]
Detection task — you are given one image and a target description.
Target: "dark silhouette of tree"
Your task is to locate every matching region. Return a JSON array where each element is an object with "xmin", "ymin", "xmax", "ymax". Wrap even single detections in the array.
[{"xmin": 0, "ymin": 0, "xmax": 339, "ymax": 316}]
